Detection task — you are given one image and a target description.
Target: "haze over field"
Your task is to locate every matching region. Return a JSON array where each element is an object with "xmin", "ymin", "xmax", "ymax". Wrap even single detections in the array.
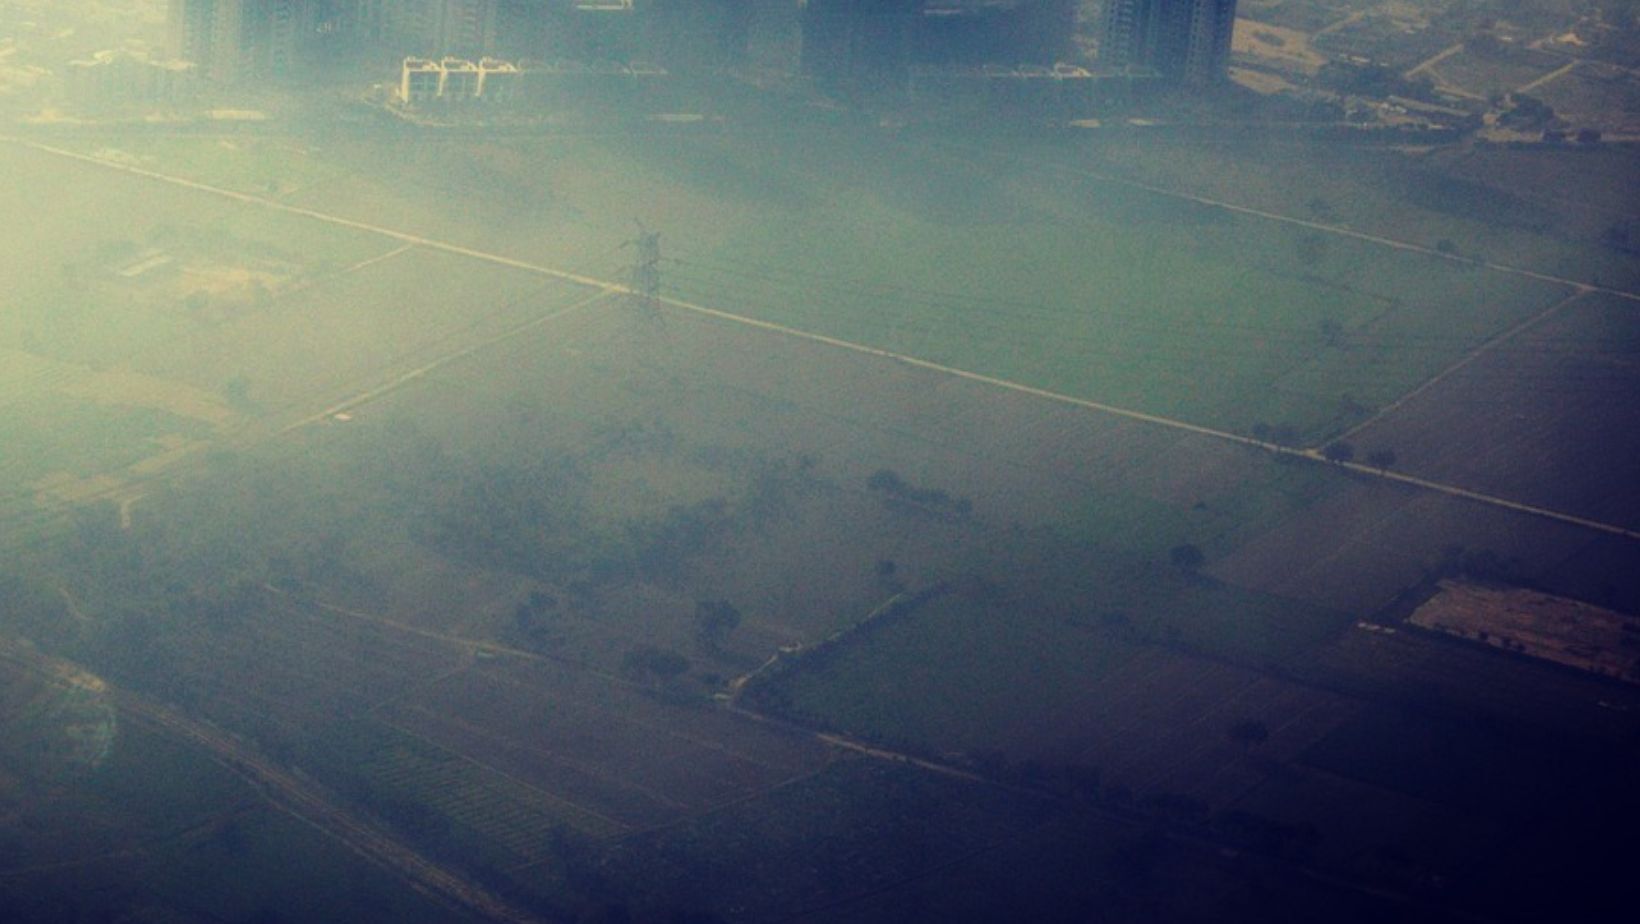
[{"xmin": 2, "ymin": 2, "xmax": 1639, "ymax": 923}]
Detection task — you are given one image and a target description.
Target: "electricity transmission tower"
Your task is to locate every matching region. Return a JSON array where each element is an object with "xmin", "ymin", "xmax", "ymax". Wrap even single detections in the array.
[{"xmin": 626, "ymin": 224, "xmax": 662, "ymax": 313}]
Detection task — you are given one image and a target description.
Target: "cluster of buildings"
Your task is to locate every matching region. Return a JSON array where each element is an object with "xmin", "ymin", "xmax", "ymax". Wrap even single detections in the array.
[
  {"xmin": 1098, "ymin": 0, "xmax": 1238, "ymax": 86},
  {"xmin": 62, "ymin": 50, "xmax": 202, "ymax": 110},
  {"xmin": 160, "ymin": 1, "xmax": 1238, "ymax": 100}
]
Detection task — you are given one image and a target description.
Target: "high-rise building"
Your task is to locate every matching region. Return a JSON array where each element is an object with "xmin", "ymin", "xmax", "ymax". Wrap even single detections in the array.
[
  {"xmin": 801, "ymin": 1, "xmax": 1071, "ymax": 87},
  {"xmin": 915, "ymin": 0, "xmax": 1073, "ymax": 68},
  {"xmin": 168, "ymin": 0, "xmax": 317, "ymax": 81},
  {"xmin": 800, "ymin": 0, "xmax": 910, "ymax": 83},
  {"xmin": 1099, "ymin": 0, "xmax": 1235, "ymax": 83}
]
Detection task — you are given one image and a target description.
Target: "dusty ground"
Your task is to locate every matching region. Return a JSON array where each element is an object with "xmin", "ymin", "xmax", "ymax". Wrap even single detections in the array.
[{"xmin": 1409, "ymin": 580, "xmax": 1640, "ymax": 683}]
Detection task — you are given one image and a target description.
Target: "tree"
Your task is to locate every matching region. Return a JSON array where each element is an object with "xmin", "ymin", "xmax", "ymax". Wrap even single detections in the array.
[
  {"xmin": 223, "ymin": 375, "xmax": 255, "ymax": 411},
  {"xmin": 622, "ymin": 645, "xmax": 690, "ymax": 686},
  {"xmin": 1228, "ymin": 719, "xmax": 1270, "ymax": 746},
  {"xmin": 693, "ymin": 599, "xmax": 742, "ymax": 648},
  {"xmin": 1366, "ymin": 449, "xmax": 1397, "ymax": 472},
  {"xmin": 1318, "ymin": 318, "xmax": 1344, "ymax": 348},
  {"xmin": 1169, "ymin": 543, "xmax": 1205, "ymax": 571},
  {"xmin": 1321, "ymin": 441, "xmax": 1355, "ymax": 464}
]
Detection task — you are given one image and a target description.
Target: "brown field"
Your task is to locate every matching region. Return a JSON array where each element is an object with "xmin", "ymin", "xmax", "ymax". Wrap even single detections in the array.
[
  {"xmin": 1233, "ymin": 20, "xmax": 1329, "ymax": 75},
  {"xmin": 1312, "ymin": 14, "xmax": 1455, "ymax": 72},
  {"xmin": 1347, "ymin": 292, "xmax": 1640, "ymax": 532},
  {"xmin": 1408, "ymin": 580, "xmax": 1640, "ymax": 683}
]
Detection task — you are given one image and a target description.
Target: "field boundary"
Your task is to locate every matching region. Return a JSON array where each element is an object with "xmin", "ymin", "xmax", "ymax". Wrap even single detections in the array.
[
  {"xmin": 1331, "ymin": 288, "xmax": 1590, "ymax": 443},
  {"xmin": 935, "ymin": 139, "xmax": 1639, "ymax": 305},
  {"xmin": 14, "ymin": 137, "xmax": 1640, "ymax": 543}
]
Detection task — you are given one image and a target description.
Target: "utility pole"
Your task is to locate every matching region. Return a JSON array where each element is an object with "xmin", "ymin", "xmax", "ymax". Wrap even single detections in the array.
[{"xmin": 627, "ymin": 224, "xmax": 661, "ymax": 313}]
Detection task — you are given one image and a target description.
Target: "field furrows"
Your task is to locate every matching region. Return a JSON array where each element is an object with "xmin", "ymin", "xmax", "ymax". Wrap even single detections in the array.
[
  {"xmin": 353, "ymin": 720, "xmax": 627, "ymax": 849},
  {"xmin": 379, "ymin": 658, "xmax": 829, "ymax": 831},
  {"xmin": 1294, "ymin": 624, "xmax": 1640, "ymax": 739},
  {"xmin": 162, "ymin": 599, "xmax": 471, "ymax": 726},
  {"xmin": 1347, "ymin": 292, "xmax": 1640, "ymax": 531}
]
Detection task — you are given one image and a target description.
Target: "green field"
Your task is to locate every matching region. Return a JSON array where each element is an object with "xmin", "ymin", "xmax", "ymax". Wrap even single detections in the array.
[
  {"xmin": 32, "ymin": 128, "xmax": 1587, "ymax": 444},
  {"xmin": 4, "ymin": 120, "xmax": 1636, "ymax": 924},
  {"xmin": 0, "ymin": 712, "xmax": 474, "ymax": 924},
  {"xmin": 754, "ymin": 567, "xmax": 1351, "ymax": 759}
]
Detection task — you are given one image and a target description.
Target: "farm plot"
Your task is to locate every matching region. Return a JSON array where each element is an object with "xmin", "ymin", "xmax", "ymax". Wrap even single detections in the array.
[
  {"xmin": 313, "ymin": 715, "xmax": 628, "ymax": 873},
  {"xmin": 1423, "ymin": 45, "xmax": 1569, "ymax": 99},
  {"xmin": 1209, "ymin": 478, "xmax": 1620, "ymax": 616},
  {"xmin": 0, "ymin": 701, "xmax": 474, "ymax": 924},
  {"xmin": 0, "ymin": 139, "xmax": 607, "ymax": 531},
  {"xmin": 1058, "ymin": 133, "xmax": 1640, "ymax": 292},
  {"xmin": 1227, "ymin": 764, "xmax": 1509, "ymax": 889},
  {"xmin": 1535, "ymin": 62, "xmax": 1640, "ymax": 133},
  {"xmin": 1407, "ymin": 580, "xmax": 1640, "ymax": 683},
  {"xmin": 377, "ymin": 654, "xmax": 829, "ymax": 835},
  {"xmin": 1346, "ymin": 291, "xmax": 1640, "ymax": 531},
  {"xmin": 754, "ymin": 591, "xmax": 1359, "ymax": 808},
  {"xmin": 1310, "ymin": 13, "xmax": 1457, "ymax": 72},
  {"xmin": 579, "ymin": 758, "xmax": 1060, "ymax": 924},
  {"xmin": 1291, "ymin": 620, "xmax": 1640, "ymax": 742},
  {"xmin": 53, "ymin": 127, "xmax": 1589, "ymax": 442},
  {"xmin": 655, "ymin": 144, "xmax": 1574, "ymax": 441},
  {"xmin": 121, "ymin": 248, "xmax": 592, "ymax": 425},
  {"xmin": 1295, "ymin": 700, "xmax": 1640, "ymax": 918},
  {"xmin": 107, "ymin": 590, "xmax": 472, "ymax": 739},
  {"xmin": 0, "ymin": 142, "xmax": 388, "ymax": 367},
  {"xmin": 323, "ymin": 299, "xmax": 1367, "ymax": 666}
]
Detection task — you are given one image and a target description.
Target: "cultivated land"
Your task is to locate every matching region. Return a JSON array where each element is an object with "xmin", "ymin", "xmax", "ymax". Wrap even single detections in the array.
[
  {"xmin": 1407, "ymin": 580, "xmax": 1640, "ymax": 682},
  {"xmin": 1347, "ymin": 290, "xmax": 1640, "ymax": 531},
  {"xmin": 0, "ymin": 649, "xmax": 478, "ymax": 924},
  {"xmin": 1, "ymin": 119, "xmax": 1638, "ymax": 922},
  {"xmin": 29, "ymin": 126, "xmax": 1602, "ymax": 445}
]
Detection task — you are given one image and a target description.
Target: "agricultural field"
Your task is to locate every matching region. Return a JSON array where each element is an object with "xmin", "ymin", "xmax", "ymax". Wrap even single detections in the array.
[
  {"xmin": 756, "ymin": 591, "xmax": 1361, "ymax": 799},
  {"xmin": 1535, "ymin": 63, "xmax": 1640, "ymax": 133},
  {"xmin": 1289, "ymin": 615, "xmax": 1640, "ymax": 740},
  {"xmin": 575, "ymin": 757, "xmax": 1412, "ymax": 924},
  {"xmin": 1421, "ymin": 45, "xmax": 1567, "ymax": 100},
  {"xmin": 0, "ymin": 139, "xmax": 599, "ymax": 543},
  {"xmin": 3, "ymin": 97, "xmax": 1639, "ymax": 922},
  {"xmin": 0, "ymin": 653, "xmax": 474, "ymax": 924},
  {"xmin": 1054, "ymin": 132, "xmax": 1640, "ymax": 290},
  {"xmin": 1347, "ymin": 291, "xmax": 1640, "ymax": 531},
  {"xmin": 1407, "ymin": 580, "xmax": 1640, "ymax": 683},
  {"xmin": 31, "ymin": 125, "xmax": 1599, "ymax": 446},
  {"xmin": 1209, "ymin": 475, "xmax": 1616, "ymax": 614}
]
